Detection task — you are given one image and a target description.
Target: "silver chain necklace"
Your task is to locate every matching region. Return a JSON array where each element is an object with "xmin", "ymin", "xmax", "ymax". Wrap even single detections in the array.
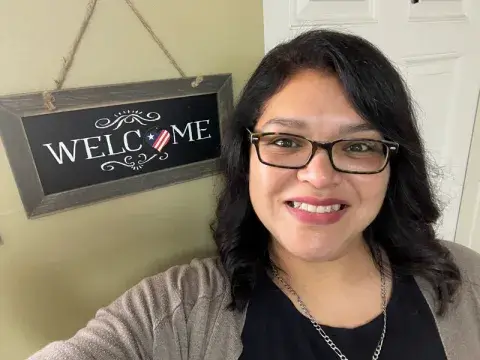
[{"xmin": 272, "ymin": 265, "xmax": 387, "ymax": 360}]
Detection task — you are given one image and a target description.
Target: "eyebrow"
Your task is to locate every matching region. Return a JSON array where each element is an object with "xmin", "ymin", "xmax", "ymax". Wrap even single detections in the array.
[
  {"xmin": 336, "ymin": 123, "xmax": 377, "ymax": 136},
  {"xmin": 260, "ymin": 118, "xmax": 307, "ymax": 130},
  {"xmin": 260, "ymin": 118, "xmax": 377, "ymax": 135}
]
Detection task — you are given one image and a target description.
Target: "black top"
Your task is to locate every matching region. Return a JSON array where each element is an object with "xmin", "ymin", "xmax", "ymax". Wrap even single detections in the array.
[{"xmin": 240, "ymin": 268, "xmax": 447, "ymax": 360}]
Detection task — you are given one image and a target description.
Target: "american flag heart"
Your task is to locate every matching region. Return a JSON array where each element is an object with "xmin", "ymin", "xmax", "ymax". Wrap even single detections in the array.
[{"xmin": 145, "ymin": 129, "xmax": 171, "ymax": 153}]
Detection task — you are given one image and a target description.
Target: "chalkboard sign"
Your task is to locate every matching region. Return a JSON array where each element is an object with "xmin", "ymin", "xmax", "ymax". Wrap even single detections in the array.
[
  {"xmin": 23, "ymin": 94, "xmax": 220, "ymax": 195},
  {"xmin": 0, "ymin": 75, "xmax": 233, "ymax": 217}
]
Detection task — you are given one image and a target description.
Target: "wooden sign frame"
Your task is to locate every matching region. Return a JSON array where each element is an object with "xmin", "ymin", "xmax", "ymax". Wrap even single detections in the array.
[{"xmin": 0, "ymin": 74, "xmax": 233, "ymax": 218}]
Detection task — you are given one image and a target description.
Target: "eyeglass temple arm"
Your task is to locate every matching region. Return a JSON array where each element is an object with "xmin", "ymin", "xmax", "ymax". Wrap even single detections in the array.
[{"xmin": 246, "ymin": 128, "xmax": 260, "ymax": 141}]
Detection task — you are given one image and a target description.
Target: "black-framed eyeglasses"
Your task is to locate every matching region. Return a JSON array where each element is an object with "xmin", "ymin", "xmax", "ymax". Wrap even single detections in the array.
[{"xmin": 247, "ymin": 129, "xmax": 399, "ymax": 174}]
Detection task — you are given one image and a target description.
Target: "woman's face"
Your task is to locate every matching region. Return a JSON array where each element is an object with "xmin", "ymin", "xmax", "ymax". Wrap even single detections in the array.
[{"xmin": 249, "ymin": 69, "xmax": 390, "ymax": 261}]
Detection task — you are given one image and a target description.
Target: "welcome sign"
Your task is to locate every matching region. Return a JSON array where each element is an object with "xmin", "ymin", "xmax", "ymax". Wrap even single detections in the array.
[
  {"xmin": 24, "ymin": 94, "xmax": 220, "ymax": 195},
  {"xmin": 0, "ymin": 75, "xmax": 233, "ymax": 217}
]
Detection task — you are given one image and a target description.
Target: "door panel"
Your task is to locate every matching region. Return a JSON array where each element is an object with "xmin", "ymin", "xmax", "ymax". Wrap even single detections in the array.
[
  {"xmin": 456, "ymin": 93, "xmax": 480, "ymax": 252},
  {"xmin": 399, "ymin": 52, "xmax": 476, "ymax": 241},
  {"xmin": 291, "ymin": 0, "xmax": 376, "ymax": 26},
  {"xmin": 408, "ymin": 0, "xmax": 466, "ymax": 22}
]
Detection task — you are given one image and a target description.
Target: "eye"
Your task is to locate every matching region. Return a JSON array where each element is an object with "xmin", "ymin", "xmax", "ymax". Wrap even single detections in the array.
[
  {"xmin": 270, "ymin": 137, "xmax": 301, "ymax": 148},
  {"xmin": 344, "ymin": 141, "xmax": 375, "ymax": 152}
]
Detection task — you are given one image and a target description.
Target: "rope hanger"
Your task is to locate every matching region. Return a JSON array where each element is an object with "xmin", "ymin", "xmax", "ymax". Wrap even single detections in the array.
[{"xmin": 43, "ymin": 0, "xmax": 202, "ymax": 111}]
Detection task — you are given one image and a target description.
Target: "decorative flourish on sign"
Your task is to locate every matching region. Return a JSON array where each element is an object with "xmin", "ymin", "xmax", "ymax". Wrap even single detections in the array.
[
  {"xmin": 95, "ymin": 111, "xmax": 161, "ymax": 131},
  {"xmin": 101, "ymin": 152, "xmax": 168, "ymax": 172},
  {"xmin": 101, "ymin": 155, "xmax": 135, "ymax": 171}
]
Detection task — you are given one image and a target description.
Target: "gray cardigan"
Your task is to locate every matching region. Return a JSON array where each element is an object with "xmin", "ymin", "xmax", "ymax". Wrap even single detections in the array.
[{"xmin": 29, "ymin": 241, "xmax": 480, "ymax": 359}]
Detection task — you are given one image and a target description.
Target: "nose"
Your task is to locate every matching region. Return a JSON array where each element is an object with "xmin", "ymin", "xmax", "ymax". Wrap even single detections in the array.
[{"xmin": 296, "ymin": 149, "xmax": 342, "ymax": 188}]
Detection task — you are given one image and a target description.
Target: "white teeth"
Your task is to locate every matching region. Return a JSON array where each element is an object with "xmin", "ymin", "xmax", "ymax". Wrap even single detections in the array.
[
  {"xmin": 290, "ymin": 202, "xmax": 343, "ymax": 214},
  {"xmin": 316, "ymin": 206, "xmax": 325, "ymax": 214}
]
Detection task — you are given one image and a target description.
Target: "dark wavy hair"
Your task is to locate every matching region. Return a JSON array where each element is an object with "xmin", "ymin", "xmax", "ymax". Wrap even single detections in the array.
[{"xmin": 210, "ymin": 29, "xmax": 461, "ymax": 315}]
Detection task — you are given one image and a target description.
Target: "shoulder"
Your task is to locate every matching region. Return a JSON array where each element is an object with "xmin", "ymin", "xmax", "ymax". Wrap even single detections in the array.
[
  {"xmin": 26, "ymin": 257, "xmax": 231, "ymax": 359},
  {"xmin": 138, "ymin": 256, "xmax": 230, "ymax": 316},
  {"xmin": 440, "ymin": 240, "xmax": 480, "ymax": 304},
  {"xmin": 155, "ymin": 256, "xmax": 229, "ymax": 298},
  {"xmin": 440, "ymin": 240, "xmax": 480, "ymax": 283}
]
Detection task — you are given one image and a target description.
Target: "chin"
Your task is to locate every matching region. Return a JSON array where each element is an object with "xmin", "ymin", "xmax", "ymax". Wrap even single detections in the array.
[{"xmin": 279, "ymin": 237, "xmax": 348, "ymax": 262}]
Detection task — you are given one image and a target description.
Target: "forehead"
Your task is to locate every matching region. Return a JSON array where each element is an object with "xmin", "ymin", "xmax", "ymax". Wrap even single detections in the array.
[{"xmin": 257, "ymin": 69, "xmax": 371, "ymax": 135}]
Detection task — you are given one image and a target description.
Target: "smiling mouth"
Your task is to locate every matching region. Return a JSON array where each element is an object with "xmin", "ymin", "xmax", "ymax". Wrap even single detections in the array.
[{"xmin": 286, "ymin": 201, "xmax": 348, "ymax": 214}]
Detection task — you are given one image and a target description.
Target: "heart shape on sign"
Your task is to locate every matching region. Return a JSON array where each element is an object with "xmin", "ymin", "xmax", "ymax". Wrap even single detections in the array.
[{"xmin": 144, "ymin": 128, "xmax": 171, "ymax": 153}]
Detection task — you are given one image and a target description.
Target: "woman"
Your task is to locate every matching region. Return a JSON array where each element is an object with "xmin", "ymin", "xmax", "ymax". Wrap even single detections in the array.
[{"xmin": 29, "ymin": 29, "xmax": 480, "ymax": 360}]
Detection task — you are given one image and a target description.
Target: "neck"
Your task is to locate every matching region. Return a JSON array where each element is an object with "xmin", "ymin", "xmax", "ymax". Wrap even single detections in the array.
[
  {"xmin": 268, "ymin": 237, "xmax": 389, "ymax": 328},
  {"xmin": 269, "ymin": 237, "xmax": 379, "ymax": 293}
]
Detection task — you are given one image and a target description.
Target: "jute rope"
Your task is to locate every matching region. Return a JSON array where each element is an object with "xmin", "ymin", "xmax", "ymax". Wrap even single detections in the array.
[
  {"xmin": 43, "ymin": 0, "xmax": 199, "ymax": 111},
  {"xmin": 42, "ymin": 0, "xmax": 98, "ymax": 110},
  {"xmin": 124, "ymin": 0, "xmax": 186, "ymax": 78}
]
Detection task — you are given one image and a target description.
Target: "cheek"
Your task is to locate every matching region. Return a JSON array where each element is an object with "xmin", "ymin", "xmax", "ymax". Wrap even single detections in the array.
[
  {"xmin": 249, "ymin": 153, "xmax": 267, "ymax": 205},
  {"xmin": 249, "ymin": 153, "xmax": 290, "ymax": 205},
  {"xmin": 349, "ymin": 168, "xmax": 390, "ymax": 204}
]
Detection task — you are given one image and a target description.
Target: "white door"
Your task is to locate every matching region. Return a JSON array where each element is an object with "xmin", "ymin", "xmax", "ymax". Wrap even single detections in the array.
[
  {"xmin": 456, "ymin": 96, "xmax": 480, "ymax": 252},
  {"xmin": 263, "ymin": 0, "xmax": 480, "ymax": 243}
]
